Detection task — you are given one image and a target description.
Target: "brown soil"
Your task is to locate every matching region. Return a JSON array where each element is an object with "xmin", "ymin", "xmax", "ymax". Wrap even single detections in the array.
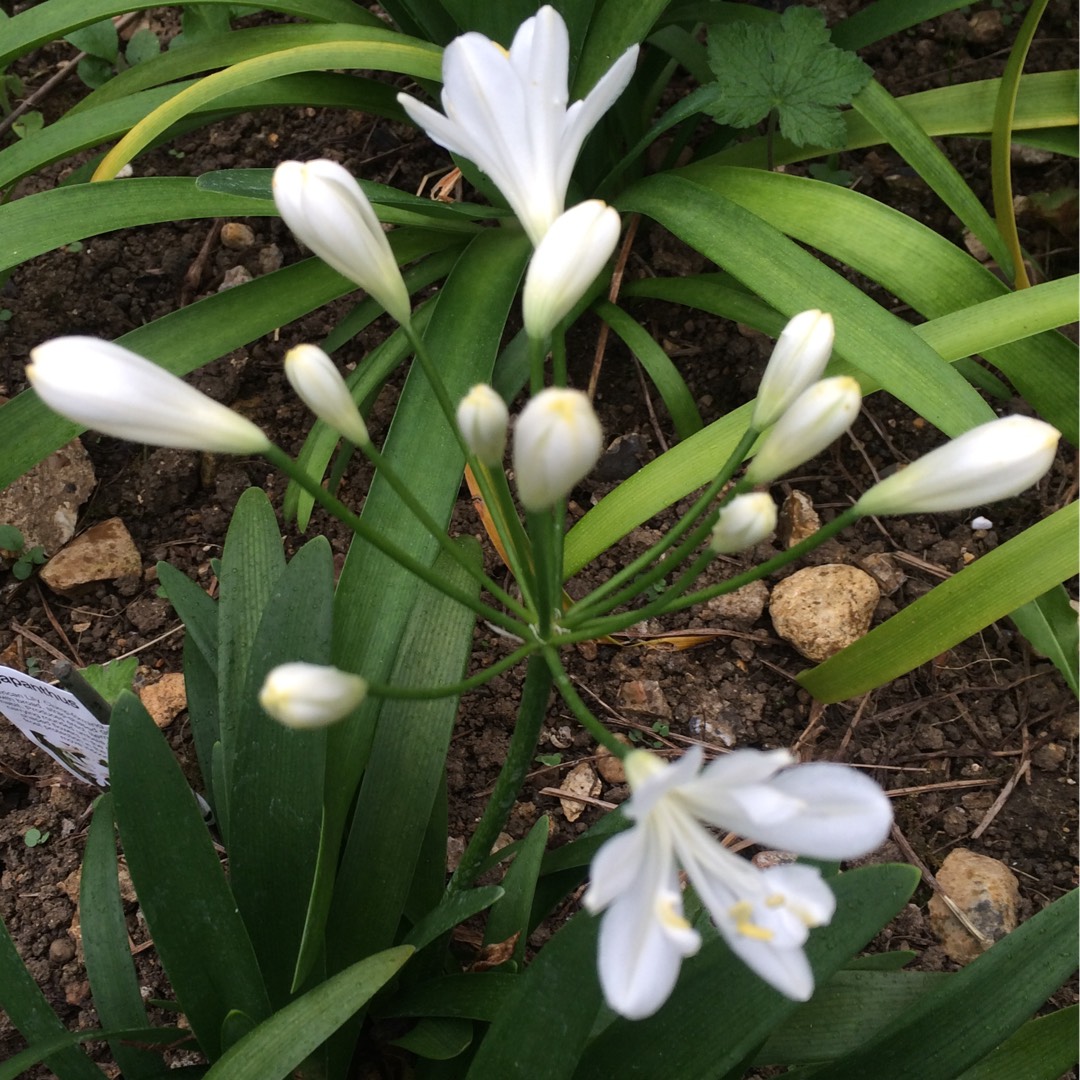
[{"xmin": 0, "ymin": 2, "xmax": 1077, "ymax": 1076}]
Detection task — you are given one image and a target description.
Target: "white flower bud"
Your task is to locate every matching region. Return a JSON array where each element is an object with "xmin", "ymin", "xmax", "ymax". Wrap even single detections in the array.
[
  {"xmin": 457, "ymin": 384, "xmax": 509, "ymax": 466},
  {"xmin": 854, "ymin": 416, "xmax": 1060, "ymax": 516},
  {"xmin": 744, "ymin": 376, "xmax": 861, "ymax": 486},
  {"xmin": 751, "ymin": 310, "xmax": 835, "ymax": 431},
  {"xmin": 27, "ymin": 337, "xmax": 271, "ymax": 454},
  {"xmin": 710, "ymin": 493, "xmax": 778, "ymax": 553},
  {"xmin": 284, "ymin": 344, "xmax": 368, "ymax": 446},
  {"xmin": 258, "ymin": 662, "xmax": 368, "ymax": 729},
  {"xmin": 273, "ymin": 159, "xmax": 411, "ymax": 325},
  {"xmin": 512, "ymin": 387, "xmax": 603, "ymax": 510},
  {"xmin": 522, "ymin": 201, "xmax": 621, "ymax": 339}
]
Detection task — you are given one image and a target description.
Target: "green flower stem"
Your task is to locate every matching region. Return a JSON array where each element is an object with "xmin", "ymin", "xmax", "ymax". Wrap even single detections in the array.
[
  {"xmin": 448, "ymin": 653, "xmax": 554, "ymax": 892},
  {"xmin": 568, "ymin": 506, "xmax": 860, "ymax": 643},
  {"xmin": 366, "ymin": 642, "xmax": 536, "ymax": 700},
  {"xmin": 359, "ymin": 438, "xmax": 529, "ymax": 621},
  {"xmin": 528, "ymin": 334, "xmax": 547, "ymax": 396},
  {"xmin": 544, "ymin": 647, "xmax": 627, "ymax": 756},
  {"xmin": 265, "ymin": 445, "xmax": 527, "ymax": 636},
  {"xmin": 473, "ymin": 459, "xmax": 540, "ymax": 616},
  {"xmin": 563, "ymin": 427, "xmax": 759, "ymax": 622},
  {"xmin": 402, "ymin": 319, "xmax": 473, "ymax": 460},
  {"xmin": 526, "ymin": 506, "xmax": 560, "ymax": 638}
]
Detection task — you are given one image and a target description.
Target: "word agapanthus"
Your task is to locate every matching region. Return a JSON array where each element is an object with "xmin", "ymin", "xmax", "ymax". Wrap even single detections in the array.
[
  {"xmin": 398, "ymin": 6, "xmax": 638, "ymax": 245},
  {"xmin": 585, "ymin": 747, "xmax": 892, "ymax": 1019}
]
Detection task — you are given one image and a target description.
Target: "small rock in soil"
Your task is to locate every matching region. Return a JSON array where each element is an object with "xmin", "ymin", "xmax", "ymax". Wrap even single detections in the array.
[
  {"xmin": 220, "ymin": 222, "xmax": 255, "ymax": 250},
  {"xmin": 559, "ymin": 760, "xmax": 600, "ymax": 823},
  {"xmin": 777, "ymin": 490, "xmax": 820, "ymax": 548},
  {"xmin": 1030, "ymin": 742, "xmax": 1066, "ymax": 772},
  {"xmin": 616, "ymin": 679, "xmax": 671, "ymax": 720},
  {"xmin": 928, "ymin": 848, "xmax": 1020, "ymax": 964},
  {"xmin": 596, "ymin": 735, "xmax": 630, "ymax": 784},
  {"xmin": 48, "ymin": 936, "xmax": 75, "ymax": 964},
  {"xmin": 768, "ymin": 564, "xmax": 879, "ymax": 661},
  {"xmin": 39, "ymin": 517, "xmax": 141, "ymax": 594},
  {"xmin": 700, "ymin": 579, "xmax": 768, "ymax": 626},
  {"xmin": 0, "ymin": 439, "xmax": 95, "ymax": 554},
  {"xmin": 859, "ymin": 552, "xmax": 905, "ymax": 596},
  {"xmin": 139, "ymin": 673, "xmax": 187, "ymax": 729}
]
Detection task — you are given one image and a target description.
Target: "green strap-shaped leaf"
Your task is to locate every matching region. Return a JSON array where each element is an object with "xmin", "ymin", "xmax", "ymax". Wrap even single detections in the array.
[
  {"xmin": 809, "ymin": 889, "xmax": 1078, "ymax": 1080},
  {"xmin": 229, "ymin": 538, "xmax": 333, "ymax": 1007},
  {"xmin": 574, "ymin": 863, "xmax": 918, "ymax": 1080},
  {"xmin": 800, "ymin": 501, "xmax": 1078, "ymax": 702},
  {"xmin": 202, "ymin": 947, "xmax": 413, "ymax": 1080},
  {"xmin": 156, "ymin": 561, "xmax": 218, "ymax": 668},
  {"xmin": 81, "ymin": 795, "xmax": 161, "ymax": 1080},
  {"xmin": 955, "ymin": 1005, "xmax": 1079, "ymax": 1080},
  {"xmin": 216, "ymin": 488, "xmax": 286, "ymax": 837},
  {"xmin": 110, "ymin": 692, "xmax": 271, "ymax": 1060},
  {"xmin": 0, "ymin": 0, "xmax": 377, "ymax": 68},
  {"xmin": 832, "ymin": 0, "xmax": 979, "ymax": 50},
  {"xmin": 0, "ymin": 1027, "xmax": 193, "ymax": 1080},
  {"xmin": 95, "ymin": 34, "xmax": 441, "ymax": 178},
  {"xmin": 596, "ymin": 300, "xmax": 703, "ymax": 439},
  {"xmin": 573, "ymin": 0, "xmax": 664, "ymax": 97},
  {"xmin": 0, "ymin": 918, "xmax": 105, "ymax": 1080},
  {"xmin": 405, "ymin": 886, "xmax": 506, "ymax": 953},
  {"xmin": 380, "ymin": 973, "xmax": 518, "ymax": 1022},
  {"xmin": 483, "ymin": 815, "xmax": 551, "ymax": 965},
  {"xmin": 327, "ymin": 541, "xmax": 484, "ymax": 968}
]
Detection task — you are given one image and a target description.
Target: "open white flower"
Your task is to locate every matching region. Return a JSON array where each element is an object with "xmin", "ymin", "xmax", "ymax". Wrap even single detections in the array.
[
  {"xmin": 854, "ymin": 415, "xmax": 1060, "ymax": 516},
  {"xmin": 27, "ymin": 337, "xmax": 271, "ymax": 454},
  {"xmin": 512, "ymin": 387, "xmax": 603, "ymax": 510},
  {"xmin": 584, "ymin": 746, "xmax": 892, "ymax": 1019},
  {"xmin": 285, "ymin": 344, "xmax": 369, "ymax": 447},
  {"xmin": 522, "ymin": 200, "xmax": 621, "ymax": 339},
  {"xmin": 751, "ymin": 310, "xmax": 835, "ymax": 431},
  {"xmin": 259, "ymin": 662, "xmax": 368, "ymax": 729},
  {"xmin": 398, "ymin": 6, "xmax": 638, "ymax": 245},
  {"xmin": 273, "ymin": 159, "xmax": 411, "ymax": 324}
]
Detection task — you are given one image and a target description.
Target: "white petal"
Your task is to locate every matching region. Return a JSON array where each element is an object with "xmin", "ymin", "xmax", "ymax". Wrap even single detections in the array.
[
  {"xmin": 583, "ymin": 826, "xmax": 649, "ymax": 913},
  {"xmin": 626, "ymin": 745, "xmax": 704, "ymax": 817},
  {"xmin": 752, "ymin": 763, "xmax": 893, "ymax": 859},
  {"xmin": 722, "ymin": 930, "xmax": 816, "ymax": 1001}
]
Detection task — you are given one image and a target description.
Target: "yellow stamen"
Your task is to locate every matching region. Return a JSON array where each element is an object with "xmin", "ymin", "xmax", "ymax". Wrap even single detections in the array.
[
  {"xmin": 730, "ymin": 900, "xmax": 774, "ymax": 942},
  {"xmin": 656, "ymin": 894, "xmax": 692, "ymax": 933}
]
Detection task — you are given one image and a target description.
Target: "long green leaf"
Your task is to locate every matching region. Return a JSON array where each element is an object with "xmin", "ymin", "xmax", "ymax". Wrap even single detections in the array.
[
  {"xmin": 327, "ymin": 541, "xmax": 483, "ymax": 968},
  {"xmin": 230, "ymin": 538, "xmax": 333, "ymax": 1007},
  {"xmin": 811, "ymin": 889, "xmax": 1078, "ymax": 1080},
  {"xmin": 95, "ymin": 35, "xmax": 441, "ymax": 178},
  {"xmin": 110, "ymin": 692, "xmax": 270, "ymax": 1060},
  {"xmin": 573, "ymin": 0, "xmax": 664, "ymax": 97},
  {"xmin": 81, "ymin": 795, "xmax": 160, "ymax": 1079},
  {"xmin": 574, "ymin": 864, "xmax": 919, "ymax": 1080},
  {"xmin": 832, "ymin": 0, "xmax": 976, "ymax": 50},
  {"xmin": 483, "ymin": 815, "xmax": 551, "ymax": 965},
  {"xmin": 956, "ymin": 1005, "xmax": 1079, "ymax": 1080},
  {"xmin": 800, "ymin": 501, "xmax": 1078, "ymax": 702},
  {"xmin": 0, "ymin": 1027, "xmax": 192, "ymax": 1080},
  {"xmin": 1011, "ymin": 587, "xmax": 1080, "ymax": 696},
  {"xmin": 0, "ymin": 0, "xmax": 376, "ymax": 68},
  {"xmin": 202, "ymin": 947, "xmax": 413, "ymax": 1080},
  {"xmin": 380, "ymin": 973, "xmax": 518, "ymax": 1022},
  {"xmin": 0, "ymin": 918, "xmax": 104, "ymax": 1080}
]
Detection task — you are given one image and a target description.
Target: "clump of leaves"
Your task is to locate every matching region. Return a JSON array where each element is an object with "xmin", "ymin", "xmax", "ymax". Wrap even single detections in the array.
[
  {"xmin": 706, "ymin": 6, "xmax": 872, "ymax": 149},
  {"xmin": 0, "ymin": 524, "xmax": 46, "ymax": 580}
]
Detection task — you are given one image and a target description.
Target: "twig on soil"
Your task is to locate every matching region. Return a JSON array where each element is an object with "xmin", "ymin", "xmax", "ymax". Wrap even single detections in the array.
[
  {"xmin": 587, "ymin": 213, "xmax": 640, "ymax": 401},
  {"xmin": 537, "ymin": 786, "xmax": 616, "ymax": 812},
  {"xmin": 885, "ymin": 777, "xmax": 997, "ymax": 797},
  {"xmin": 35, "ymin": 582, "xmax": 82, "ymax": 666},
  {"xmin": 890, "ymin": 822, "xmax": 994, "ymax": 946},
  {"xmin": 110, "ymin": 623, "xmax": 184, "ymax": 662},
  {"xmin": 971, "ymin": 735, "xmax": 1031, "ymax": 839},
  {"xmin": 831, "ymin": 693, "xmax": 871, "ymax": 761},
  {"xmin": 180, "ymin": 218, "xmax": 223, "ymax": 306},
  {"xmin": 9, "ymin": 620, "xmax": 69, "ymax": 664}
]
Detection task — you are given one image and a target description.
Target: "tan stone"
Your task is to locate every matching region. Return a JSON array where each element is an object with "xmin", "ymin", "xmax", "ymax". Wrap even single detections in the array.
[
  {"xmin": 139, "ymin": 673, "xmax": 187, "ymax": 729},
  {"xmin": 559, "ymin": 761, "xmax": 600, "ymax": 822},
  {"xmin": 596, "ymin": 736, "xmax": 631, "ymax": 785},
  {"xmin": 616, "ymin": 679, "xmax": 671, "ymax": 719},
  {"xmin": 769, "ymin": 564, "xmax": 879, "ymax": 661},
  {"xmin": 859, "ymin": 552, "xmax": 906, "ymax": 596},
  {"xmin": 777, "ymin": 490, "xmax": 820, "ymax": 548},
  {"xmin": 0, "ymin": 439, "xmax": 95, "ymax": 555},
  {"xmin": 39, "ymin": 518, "xmax": 141, "ymax": 594},
  {"xmin": 700, "ymin": 579, "xmax": 769, "ymax": 626},
  {"xmin": 928, "ymin": 848, "xmax": 1020, "ymax": 964}
]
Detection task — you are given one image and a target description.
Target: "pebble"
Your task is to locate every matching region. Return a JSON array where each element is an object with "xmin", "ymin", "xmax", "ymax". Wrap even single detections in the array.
[
  {"xmin": 768, "ymin": 564, "xmax": 879, "ymax": 661},
  {"xmin": 39, "ymin": 517, "xmax": 141, "ymax": 594},
  {"xmin": 219, "ymin": 222, "xmax": 255, "ymax": 250},
  {"xmin": 218, "ymin": 265, "xmax": 253, "ymax": 290},
  {"xmin": 596, "ymin": 736, "xmax": 631, "ymax": 784},
  {"xmin": 257, "ymin": 243, "xmax": 284, "ymax": 275},
  {"xmin": 777, "ymin": 490, "xmax": 820, "ymax": 547},
  {"xmin": 139, "ymin": 673, "xmax": 188, "ymax": 729},
  {"xmin": 1030, "ymin": 742, "xmax": 1066, "ymax": 772},
  {"xmin": 559, "ymin": 760, "xmax": 600, "ymax": 822},
  {"xmin": 700, "ymin": 580, "xmax": 768, "ymax": 626},
  {"xmin": 616, "ymin": 679, "xmax": 671, "ymax": 720},
  {"xmin": 49, "ymin": 937, "xmax": 75, "ymax": 964},
  {"xmin": 928, "ymin": 848, "xmax": 1019, "ymax": 964},
  {"xmin": 0, "ymin": 439, "xmax": 96, "ymax": 555},
  {"xmin": 859, "ymin": 552, "xmax": 905, "ymax": 596},
  {"xmin": 966, "ymin": 9, "xmax": 1003, "ymax": 44}
]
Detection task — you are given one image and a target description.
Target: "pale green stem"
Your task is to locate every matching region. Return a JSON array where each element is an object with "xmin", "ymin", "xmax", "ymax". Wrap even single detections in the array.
[
  {"xmin": 528, "ymin": 334, "xmax": 547, "ymax": 396},
  {"xmin": 366, "ymin": 642, "xmax": 535, "ymax": 700},
  {"xmin": 265, "ymin": 445, "xmax": 527, "ymax": 636},
  {"xmin": 544, "ymin": 647, "xmax": 627, "ymax": 757}
]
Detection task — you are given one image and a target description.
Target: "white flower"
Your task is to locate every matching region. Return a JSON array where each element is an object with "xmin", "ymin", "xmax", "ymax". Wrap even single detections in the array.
[
  {"xmin": 584, "ymin": 746, "xmax": 892, "ymax": 1019},
  {"xmin": 744, "ymin": 376, "xmax": 861, "ymax": 486},
  {"xmin": 284, "ymin": 344, "xmax": 369, "ymax": 446},
  {"xmin": 272, "ymin": 159, "xmax": 411, "ymax": 324},
  {"xmin": 751, "ymin": 310, "xmax": 835, "ymax": 431},
  {"xmin": 457, "ymin": 384, "xmax": 509, "ymax": 466},
  {"xmin": 258, "ymin": 662, "xmax": 368, "ymax": 729},
  {"xmin": 522, "ymin": 200, "xmax": 621, "ymax": 339},
  {"xmin": 512, "ymin": 387, "xmax": 603, "ymax": 510},
  {"xmin": 27, "ymin": 337, "xmax": 270, "ymax": 454},
  {"xmin": 397, "ymin": 6, "xmax": 638, "ymax": 245},
  {"xmin": 854, "ymin": 416, "xmax": 1060, "ymax": 516},
  {"xmin": 710, "ymin": 493, "xmax": 778, "ymax": 554}
]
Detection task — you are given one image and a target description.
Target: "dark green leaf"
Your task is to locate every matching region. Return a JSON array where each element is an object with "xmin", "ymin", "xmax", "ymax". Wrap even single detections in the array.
[
  {"xmin": 65, "ymin": 17, "xmax": 118, "ymax": 60},
  {"xmin": 125, "ymin": 27, "xmax": 161, "ymax": 65},
  {"xmin": 389, "ymin": 1017, "xmax": 473, "ymax": 1060}
]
